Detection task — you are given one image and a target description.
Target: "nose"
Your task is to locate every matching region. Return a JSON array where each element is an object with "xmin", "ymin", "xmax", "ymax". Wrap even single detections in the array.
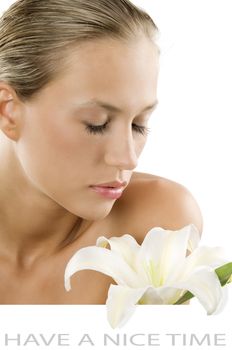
[{"xmin": 104, "ymin": 132, "xmax": 138, "ymax": 170}]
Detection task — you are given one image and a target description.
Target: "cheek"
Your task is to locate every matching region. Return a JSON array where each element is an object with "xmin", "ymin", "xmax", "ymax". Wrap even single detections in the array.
[
  {"xmin": 17, "ymin": 111, "xmax": 100, "ymax": 187},
  {"xmin": 135, "ymin": 136, "xmax": 147, "ymax": 157}
]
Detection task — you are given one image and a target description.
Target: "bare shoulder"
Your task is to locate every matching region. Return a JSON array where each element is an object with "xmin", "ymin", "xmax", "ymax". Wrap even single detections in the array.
[{"xmin": 112, "ymin": 171, "xmax": 203, "ymax": 243}]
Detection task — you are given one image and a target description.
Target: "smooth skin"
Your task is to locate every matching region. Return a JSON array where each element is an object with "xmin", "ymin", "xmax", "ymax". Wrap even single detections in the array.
[{"xmin": 0, "ymin": 36, "xmax": 203, "ymax": 303}]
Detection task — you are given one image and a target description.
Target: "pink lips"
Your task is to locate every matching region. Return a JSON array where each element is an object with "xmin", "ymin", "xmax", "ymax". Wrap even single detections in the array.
[{"xmin": 90, "ymin": 181, "xmax": 127, "ymax": 200}]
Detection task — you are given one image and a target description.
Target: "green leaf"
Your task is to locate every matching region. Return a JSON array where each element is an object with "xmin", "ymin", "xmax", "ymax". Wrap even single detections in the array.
[
  {"xmin": 174, "ymin": 262, "xmax": 232, "ymax": 305},
  {"xmin": 215, "ymin": 262, "xmax": 232, "ymax": 286},
  {"xmin": 174, "ymin": 291, "xmax": 194, "ymax": 305}
]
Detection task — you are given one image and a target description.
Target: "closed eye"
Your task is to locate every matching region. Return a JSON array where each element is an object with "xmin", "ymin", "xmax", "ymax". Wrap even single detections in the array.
[
  {"xmin": 85, "ymin": 122, "xmax": 109, "ymax": 135},
  {"xmin": 85, "ymin": 122, "xmax": 150, "ymax": 136}
]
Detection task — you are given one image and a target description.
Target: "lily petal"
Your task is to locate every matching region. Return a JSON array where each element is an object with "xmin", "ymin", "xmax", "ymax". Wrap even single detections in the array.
[
  {"xmin": 107, "ymin": 284, "xmax": 184, "ymax": 328},
  {"xmin": 213, "ymin": 284, "xmax": 228, "ymax": 315},
  {"xmin": 64, "ymin": 246, "xmax": 139, "ymax": 291},
  {"xmin": 106, "ymin": 284, "xmax": 148, "ymax": 328},
  {"xmin": 182, "ymin": 246, "xmax": 226, "ymax": 279},
  {"xmin": 173, "ymin": 266, "xmax": 223, "ymax": 314},
  {"xmin": 186, "ymin": 224, "xmax": 201, "ymax": 252},
  {"xmin": 96, "ymin": 234, "xmax": 140, "ymax": 269},
  {"xmin": 140, "ymin": 285, "xmax": 182, "ymax": 305},
  {"xmin": 137, "ymin": 224, "xmax": 197, "ymax": 286}
]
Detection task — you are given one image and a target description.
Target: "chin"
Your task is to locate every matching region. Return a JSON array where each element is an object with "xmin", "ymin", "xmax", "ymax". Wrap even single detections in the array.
[
  {"xmin": 67, "ymin": 202, "xmax": 114, "ymax": 221},
  {"xmin": 80, "ymin": 210, "xmax": 112, "ymax": 222}
]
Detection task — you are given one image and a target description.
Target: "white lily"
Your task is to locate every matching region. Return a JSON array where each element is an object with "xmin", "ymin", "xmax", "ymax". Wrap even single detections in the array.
[{"xmin": 64, "ymin": 224, "xmax": 226, "ymax": 328}]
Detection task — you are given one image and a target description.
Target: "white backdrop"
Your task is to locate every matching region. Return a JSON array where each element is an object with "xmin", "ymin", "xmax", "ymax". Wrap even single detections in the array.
[
  {"xmin": 0, "ymin": 1, "xmax": 231, "ymax": 348},
  {"xmin": 133, "ymin": 0, "xmax": 232, "ymax": 252},
  {"xmin": 136, "ymin": 0, "xmax": 232, "ymax": 254}
]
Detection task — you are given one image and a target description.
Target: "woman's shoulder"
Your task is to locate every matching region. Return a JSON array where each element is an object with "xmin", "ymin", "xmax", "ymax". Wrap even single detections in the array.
[{"xmin": 111, "ymin": 171, "xmax": 203, "ymax": 243}]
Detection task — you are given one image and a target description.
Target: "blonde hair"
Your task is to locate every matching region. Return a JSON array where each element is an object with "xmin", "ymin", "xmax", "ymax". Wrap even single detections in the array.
[{"xmin": 0, "ymin": 0, "xmax": 158, "ymax": 101}]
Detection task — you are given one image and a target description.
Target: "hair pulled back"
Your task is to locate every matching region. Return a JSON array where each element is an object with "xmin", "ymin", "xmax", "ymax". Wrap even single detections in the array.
[{"xmin": 0, "ymin": 0, "xmax": 158, "ymax": 101}]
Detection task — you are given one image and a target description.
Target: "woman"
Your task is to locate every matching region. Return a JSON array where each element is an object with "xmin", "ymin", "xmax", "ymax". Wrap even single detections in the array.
[{"xmin": 0, "ymin": 0, "xmax": 202, "ymax": 304}]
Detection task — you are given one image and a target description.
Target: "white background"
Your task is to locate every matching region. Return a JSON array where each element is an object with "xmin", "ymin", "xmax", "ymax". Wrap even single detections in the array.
[
  {"xmin": 0, "ymin": 0, "xmax": 231, "ymax": 348},
  {"xmin": 133, "ymin": 0, "xmax": 232, "ymax": 252}
]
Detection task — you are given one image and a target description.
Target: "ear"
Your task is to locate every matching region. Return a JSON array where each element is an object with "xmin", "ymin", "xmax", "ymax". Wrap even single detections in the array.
[{"xmin": 0, "ymin": 83, "xmax": 23, "ymax": 141}]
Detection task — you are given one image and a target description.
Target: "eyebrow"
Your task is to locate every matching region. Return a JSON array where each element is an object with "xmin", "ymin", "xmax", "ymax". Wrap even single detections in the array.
[{"xmin": 76, "ymin": 99, "xmax": 159, "ymax": 113}]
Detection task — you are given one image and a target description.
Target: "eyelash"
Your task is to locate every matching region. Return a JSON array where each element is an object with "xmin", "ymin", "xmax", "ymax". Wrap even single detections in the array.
[{"xmin": 85, "ymin": 122, "xmax": 150, "ymax": 136}]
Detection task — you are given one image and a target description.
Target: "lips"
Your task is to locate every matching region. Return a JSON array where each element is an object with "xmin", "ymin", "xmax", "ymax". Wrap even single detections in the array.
[
  {"xmin": 89, "ymin": 181, "xmax": 127, "ymax": 199},
  {"xmin": 91, "ymin": 181, "xmax": 127, "ymax": 188}
]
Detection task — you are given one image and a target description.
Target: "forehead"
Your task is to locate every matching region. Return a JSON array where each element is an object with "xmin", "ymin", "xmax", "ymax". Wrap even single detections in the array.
[
  {"xmin": 61, "ymin": 36, "xmax": 159, "ymax": 78},
  {"xmin": 37, "ymin": 37, "xmax": 159, "ymax": 113},
  {"xmin": 58, "ymin": 36, "xmax": 159, "ymax": 80}
]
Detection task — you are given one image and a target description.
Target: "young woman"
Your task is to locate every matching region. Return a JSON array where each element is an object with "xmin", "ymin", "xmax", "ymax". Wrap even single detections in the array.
[{"xmin": 0, "ymin": 0, "xmax": 202, "ymax": 304}]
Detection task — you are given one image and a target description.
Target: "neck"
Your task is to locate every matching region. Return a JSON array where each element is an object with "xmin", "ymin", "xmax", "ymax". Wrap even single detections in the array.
[{"xmin": 0, "ymin": 136, "xmax": 90, "ymax": 266}]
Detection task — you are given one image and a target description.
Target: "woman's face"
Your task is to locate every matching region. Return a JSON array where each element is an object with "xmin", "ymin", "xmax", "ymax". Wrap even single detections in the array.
[{"xmin": 16, "ymin": 36, "xmax": 159, "ymax": 220}]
